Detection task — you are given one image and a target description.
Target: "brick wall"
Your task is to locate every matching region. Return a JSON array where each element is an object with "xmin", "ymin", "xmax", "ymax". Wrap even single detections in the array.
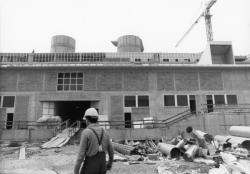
[
  {"xmin": 97, "ymin": 71, "xmax": 122, "ymax": 91},
  {"xmin": 131, "ymin": 107, "xmax": 150, "ymax": 120},
  {"xmin": 0, "ymin": 71, "xmax": 17, "ymax": 91},
  {"xmin": 223, "ymin": 70, "xmax": 250, "ymax": 90},
  {"xmin": 110, "ymin": 96, "xmax": 123, "ymax": 119},
  {"xmin": 110, "ymin": 96, "xmax": 123, "ymax": 128},
  {"xmin": 44, "ymin": 71, "xmax": 57, "ymax": 91},
  {"xmin": 0, "ymin": 108, "xmax": 7, "ymax": 122},
  {"xmin": 157, "ymin": 72, "xmax": 174, "ymax": 91},
  {"xmin": 84, "ymin": 71, "xmax": 97, "ymax": 91},
  {"xmin": 124, "ymin": 71, "xmax": 148, "ymax": 91},
  {"xmin": 175, "ymin": 72, "xmax": 199, "ymax": 91},
  {"xmin": 200, "ymin": 72, "xmax": 223, "ymax": 90},
  {"xmin": 14, "ymin": 95, "xmax": 29, "ymax": 122},
  {"xmin": 18, "ymin": 71, "xmax": 43, "ymax": 91}
]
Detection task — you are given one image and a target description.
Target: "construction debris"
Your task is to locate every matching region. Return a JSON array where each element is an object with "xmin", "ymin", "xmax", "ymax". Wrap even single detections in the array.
[
  {"xmin": 2, "ymin": 126, "xmax": 250, "ymax": 174},
  {"xmin": 110, "ymin": 126, "xmax": 250, "ymax": 174},
  {"xmin": 158, "ymin": 143, "xmax": 180, "ymax": 158},
  {"xmin": 112, "ymin": 142, "xmax": 136, "ymax": 155}
]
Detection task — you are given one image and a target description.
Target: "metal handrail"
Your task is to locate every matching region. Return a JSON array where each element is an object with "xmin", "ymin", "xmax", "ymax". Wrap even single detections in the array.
[
  {"xmin": 164, "ymin": 112, "xmax": 193, "ymax": 127},
  {"xmin": 201, "ymin": 104, "xmax": 250, "ymax": 113},
  {"xmin": 162, "ymin": 109, "xmax": 190, "ymax": 122},
  {"xmin": 68, "ymin": 121, "xmax": 81, "ymax": 137}
]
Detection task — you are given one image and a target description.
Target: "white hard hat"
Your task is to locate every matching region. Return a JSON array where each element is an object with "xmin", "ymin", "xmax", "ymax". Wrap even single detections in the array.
[{"xmin": 84, "ymin": 108, "xmax": 98, "ymax": 118}]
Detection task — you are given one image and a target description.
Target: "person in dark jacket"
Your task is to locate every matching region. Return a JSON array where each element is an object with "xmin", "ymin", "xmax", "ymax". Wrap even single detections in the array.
[{"xmin": 74, "ymin": 108, "xmax": 114, "ymax": 174}]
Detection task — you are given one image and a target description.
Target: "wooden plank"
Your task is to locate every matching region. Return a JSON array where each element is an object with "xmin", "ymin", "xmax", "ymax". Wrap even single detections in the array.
[{"xmin": 19, "ymin": 147, "xmax": 26, "ymax": 160}]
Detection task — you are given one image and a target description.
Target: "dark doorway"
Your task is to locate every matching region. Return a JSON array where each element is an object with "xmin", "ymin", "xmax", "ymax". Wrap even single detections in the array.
[
  {"xmin": 6, "ymin": 113, "xmax": 14, "ymax": 129},
  {"xmin": 55, "ymin": 101, "xmax": 91, "ymax": 126},
  {"xmin": 206, "ymin": 95, "xmax": 214, "ymax": 113},
  {"xmin": 189, "ymin": 95, "xmax": 196, "ymax": 113},
  {"xmin": 124, "ymin": 113, "xmax": 132, "ymax": 128}
]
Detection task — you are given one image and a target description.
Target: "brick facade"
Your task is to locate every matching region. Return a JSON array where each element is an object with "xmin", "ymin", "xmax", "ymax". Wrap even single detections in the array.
[{"xmin": 0, "ymin": 67, "xmax": 250, "ymax": 124}]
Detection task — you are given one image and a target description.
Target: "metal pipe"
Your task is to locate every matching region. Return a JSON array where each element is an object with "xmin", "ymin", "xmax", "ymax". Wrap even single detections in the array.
[
  {"xmin": 158, "ymin": 143, "xmax": 180, "ymax": 158},
  {"xmin": 183, "ymin": 145, "xmax": 199, "ymax": 161},
  {"xmin": 214, "ymin": 135, "xmax": 230, "ymax": 144},
  {"xmin": 175, "ymin": 139, "xmax": 186, "ymax": 149},
  {"xmin": 112, "ymin": 142, "xmax": 135, "ymax": 155},
  {"xmin": 227, "ymin": 136, "xmax": 250, "ymax": 150},
  {"xmin": 229, "ymin": 126, "xmax": 250, "ymax": 138},
  {"xmin": 195, "ymin": 130, "xmax": 208, "ymax": 137}
]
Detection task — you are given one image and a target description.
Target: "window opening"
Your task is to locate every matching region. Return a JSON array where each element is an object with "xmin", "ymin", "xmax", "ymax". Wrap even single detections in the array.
[
  {"xmin": 42, "ymin": 102, "xmax": 55, "ymax": 117},
  {"xmin": 124, "ymin": 113, "xmax": 132, "ymax": 128},
  {"xmin": 177, "ymin": 95, "xmax": 188, "ymax": 106},
  {"xmin": 214, "ymin": 95, "xmax": 225, "ymax": 105},
  {"xmin": 206, "ymin": 95, "xmax": 213, "ymax": 113},
  {"xmin": 138, "ymin": 95, "xmax": 149, "ymax": 107},
  {"xmin": 124, "ymin": 96, "xmax": 136, "ymax": 107},
  {"xmin": 6, "ymin": 113, "xmax": 14, "ymax": 129},
  {"xmin": 164, "ymin": 95, "xmax": 175, "ymax": 106},
  {"xmin": 57, "ymin": 72, "xmax": 83, "ymax": 91},
  {"xmin": 189, "ymin": 95, "xmax": 196, "ymax": 113},
  {"xmin": 227, "ymin": 95, "xmax": 237, "ymax": 105},
  {"xmin": 2, "ymin": 96, "xmax": 15, "ymax": 108}
]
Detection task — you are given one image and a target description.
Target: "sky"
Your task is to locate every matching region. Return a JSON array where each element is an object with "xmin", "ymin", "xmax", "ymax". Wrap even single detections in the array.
[{"xmin": 0, "ymin": 0, "xmax": 249, "ymax": 55}]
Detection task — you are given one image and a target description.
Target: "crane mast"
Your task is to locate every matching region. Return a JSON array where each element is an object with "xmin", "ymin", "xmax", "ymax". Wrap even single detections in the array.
[
  {"xmin": 204, "ymin": 9, "xmax": 213, "ymax": 41},
  {"xmin": 175, "ymin": 0, "xmax": 217, "ymax": 47}
]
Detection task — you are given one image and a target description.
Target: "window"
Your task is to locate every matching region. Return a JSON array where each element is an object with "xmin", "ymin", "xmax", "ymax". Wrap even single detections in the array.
[
  {"xmin": 124, "ymin": 113, "xmax": 132, "ymax": 128},
  {"xmin": 164, "ymin": 95, "xmax": 175, "ymax": 106},
  {"xmin": 42, "ymin": 102, "xmax": 55, "ymax": 117},
  {"xmin": 124, "ymin": 96, "xmax": 136, "ymax": 107},
  {"xmin": 6, "ymin": 113, "xmax": 14, "ymax": 129},
  {"xmin": 2, "ymin": 96, "xmax": 15, "ymax": 108},
  {"xmin": 57, "ymin": 72, "xmax": 83, "ymax": 91},
  {"xmin": 227, "ymin": 95, "xmax": 237, "ymax": 105},
  {"xmin": 177, "ymin": 95, "xmax": 188, "ymax": 106},
  {"xmin": 214, "ymin": 95, "xmax": 225, "ymax": 105},
  {"xmin": 138, "ymin": 95, "xmax": 149, "ymax": 107},
  {"xmin": 135, "ymin": 58, "xmax": 141, "ymax": 62}
]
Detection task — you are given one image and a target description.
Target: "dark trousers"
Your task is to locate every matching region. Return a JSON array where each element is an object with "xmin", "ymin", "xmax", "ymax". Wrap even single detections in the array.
[{"xmin": 80, "ymin": 152, "xmax": 107, "ymax": 174}]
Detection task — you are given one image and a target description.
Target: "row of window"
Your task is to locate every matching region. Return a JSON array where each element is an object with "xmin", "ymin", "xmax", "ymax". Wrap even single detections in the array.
[
  {"xmin": 124, "ymin": 96, "xmax": 149, "ymax": 107},
  {"xmin": 123, "ymin": 94, "xmax": 238, "ymax": 108},
  {"xmin": 0, "ymin": 96, "xmax": 15, "ymax": 108},
  {"xmin": 207, "ymin": 94, "xmax": 237, "ymax": 105},
  {"xmin": 164, "ymin": 94, "xmax": 237, "ymax": 107}
]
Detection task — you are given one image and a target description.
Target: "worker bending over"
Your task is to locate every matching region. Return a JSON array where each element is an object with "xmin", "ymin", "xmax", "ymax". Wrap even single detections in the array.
[
  {"xmin": 74, "ymin": 108, "xmax": 114, "ymax": 174},
  {"xmin": 186, "ymin": 126, "xmax": 208, "ymax": 149}
]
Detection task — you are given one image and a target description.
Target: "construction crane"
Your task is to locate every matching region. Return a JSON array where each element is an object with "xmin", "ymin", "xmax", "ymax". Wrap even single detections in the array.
[{"xmin": 175, "ymin": 0, "xmax": 217, "ymax": 47}]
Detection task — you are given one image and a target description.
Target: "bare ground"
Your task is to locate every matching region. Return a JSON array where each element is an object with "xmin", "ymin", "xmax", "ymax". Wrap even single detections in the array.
[{"xmin": 0, "ymin": 144, "xmax": 211, "ymax": 174}]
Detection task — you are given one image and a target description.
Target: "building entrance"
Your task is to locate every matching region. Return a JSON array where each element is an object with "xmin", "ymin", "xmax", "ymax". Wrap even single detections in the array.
[{"xmin": 54, "ymin": 101, "xmax": 91, "ymax": 127}]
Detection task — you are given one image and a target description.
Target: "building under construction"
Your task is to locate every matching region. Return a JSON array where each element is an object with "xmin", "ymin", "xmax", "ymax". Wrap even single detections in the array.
[{"xmin": 0, "ymin": 35, "xmax": 250, "ymax": 141}]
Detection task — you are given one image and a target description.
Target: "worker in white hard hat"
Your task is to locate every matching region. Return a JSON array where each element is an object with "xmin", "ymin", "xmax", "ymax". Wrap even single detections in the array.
[{"xmin": 74, "ymin": 108, "xmax": 114, "ymax": 174}]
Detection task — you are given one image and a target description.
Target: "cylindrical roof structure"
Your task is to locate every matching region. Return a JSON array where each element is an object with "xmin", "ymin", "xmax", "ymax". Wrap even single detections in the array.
[
  {"xmin": 50, "ymin": 35, "xmax": 76, "ymax": 53},
  {"xmin": 111, "ymin": 35, "xmax": 144, "ymax": 52}
]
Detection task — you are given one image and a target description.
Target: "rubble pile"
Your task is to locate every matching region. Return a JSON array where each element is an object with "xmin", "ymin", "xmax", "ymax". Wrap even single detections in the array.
[
  {"xmin": 112, "ymin": 139, "xmax": 158, "ymax": 156},
  {"xmin": 112, "ymin": 126, "xmax": 250, "ymax": 174}
]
